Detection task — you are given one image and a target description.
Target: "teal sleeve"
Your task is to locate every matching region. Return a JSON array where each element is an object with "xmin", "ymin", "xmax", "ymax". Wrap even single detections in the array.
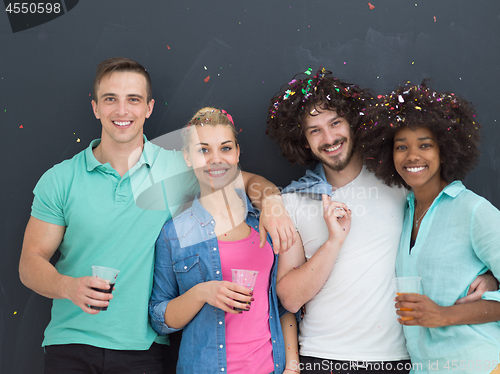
[
  {"xmin": 471, "ymin": 199, "xmax": 500, "ymax": 303},
  {"xmin": 31, "ymin": 166, "xmax": 66, "ymax": 227}
]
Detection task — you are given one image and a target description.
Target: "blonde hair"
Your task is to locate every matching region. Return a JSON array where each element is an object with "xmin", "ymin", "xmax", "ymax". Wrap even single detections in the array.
[{"xmin": 182, "ymin": 107, "xmax": 238, "ymax": 149}]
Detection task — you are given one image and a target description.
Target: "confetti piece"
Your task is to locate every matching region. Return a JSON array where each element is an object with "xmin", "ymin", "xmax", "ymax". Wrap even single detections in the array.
[
  {"xmin": 433, "ymin": 16, "xmax": 436, "ymax": 22},
  {"xmin": 167, "ymin": 45, "xmax": 170, "ymax": 49},
  {"xmin": 165, "ymin": 102, "xmax": 167, "ymax": 106},
  {"xmin": 77, "ymin": 138, "xmax": 80, "ymax": 142},
  {"xmin": 204, "ymin": 76, "xmax": 210, "ymax": 83},
  {"xmin": 304, "ymin": 68, "xmax": 312, "ymax": 75},
  {"xmin": 19, "ymin": 125, "xmax": 23, "ymax": 128},
  {"xmin": 368, "ymin": 2, "xmax": 375, "ymax": 10},
  {"xmin": 13, "ymin": 311, "xmax": 17, "ymax": 315},
  {"xmin": 204, "ymin": 66, "xmax": 207, "ymax": 70}
]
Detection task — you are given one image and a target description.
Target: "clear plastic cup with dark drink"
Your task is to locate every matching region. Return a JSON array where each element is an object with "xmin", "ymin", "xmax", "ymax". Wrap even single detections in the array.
[{"xmin": 90, "ymin": 266, "xmax": 120, "ymax": 311}]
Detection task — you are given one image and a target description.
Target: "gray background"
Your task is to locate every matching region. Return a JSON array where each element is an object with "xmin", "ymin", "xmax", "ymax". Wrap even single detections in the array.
[{"xmin": 1, "ymin": 1, "xmax": 499, "ymax": 372}]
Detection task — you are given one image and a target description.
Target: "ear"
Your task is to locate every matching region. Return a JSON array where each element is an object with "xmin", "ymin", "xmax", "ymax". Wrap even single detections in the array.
[
  {"xmin": 145, "ymin": 99, "xmax": 155, "ymax": 119},
  {"xmin": 91, "ymin": 100, "xmax": 100, "ymax": 119},
  {"xmin": 183, "ymin": 148, "xmax": 192, "ymax": 168}
]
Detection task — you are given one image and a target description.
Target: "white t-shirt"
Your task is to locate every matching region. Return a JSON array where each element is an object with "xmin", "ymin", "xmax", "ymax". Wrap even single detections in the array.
[{"xmin": 282, "ymin": 167, "xmax": 409, "ymax": 361}]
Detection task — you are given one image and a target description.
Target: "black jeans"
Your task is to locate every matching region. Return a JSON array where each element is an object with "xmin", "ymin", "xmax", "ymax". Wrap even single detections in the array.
[
  {"xmin": 44, "ymin": 342, "xmax": 166, "ymax": 374},
  {"xmin": 299, "ymin": 355, "xmax": 411, "ymax": 374}
]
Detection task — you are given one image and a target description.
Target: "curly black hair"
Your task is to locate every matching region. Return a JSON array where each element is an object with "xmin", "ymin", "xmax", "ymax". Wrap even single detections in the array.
[
  {"xmin": 266, "ymin": 68, "xmax": 375, "ymax": 165},
  {"xmin": 359, "ymin": 81, "xmax": 481, "ymax": 189}
]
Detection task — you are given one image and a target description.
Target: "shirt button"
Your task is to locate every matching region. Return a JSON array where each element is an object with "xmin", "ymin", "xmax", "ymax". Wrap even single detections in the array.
[
  {"xmin": 216, "ymin": 271, "xmax": 220, "ymax": 275},
  {"xmin": 221, "ymin": 369, "xmax": 225, "ymax": 372},
  {"xmin": 219, "ymin": 321, "xmax": 223, "ymax": 325},
  {"xmin": 219, "ymin": 345, "xmax": 223, "ymax": 349},
  {"xmin": 184, "ymin": 266, "xmax": 187, "ymax": 269},
  {"xmin": 213, "ymin": 248, "xmax": 217, "ymax": 251}
]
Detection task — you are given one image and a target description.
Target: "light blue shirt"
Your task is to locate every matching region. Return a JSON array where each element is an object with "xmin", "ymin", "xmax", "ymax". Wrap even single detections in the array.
[{"xmin": 396, "ymin": 181, "xmax": 500, "ymax": 373}]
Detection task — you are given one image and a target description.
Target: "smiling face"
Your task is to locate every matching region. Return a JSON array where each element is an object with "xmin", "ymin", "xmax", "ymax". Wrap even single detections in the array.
[
  {"xmin": 303, "ymin": 107, "xmax": 355, "ymax": 172},
  {"xmin": 393, "ymin": 126, "xmax": 445, "ymax": 191},
  {"xmin": 183, "ymin": 124, "xmax": 240, "ymax": 194},
  {"xmin": 92, "ymin": 71, "xmax": 154, "ymax": 147}
]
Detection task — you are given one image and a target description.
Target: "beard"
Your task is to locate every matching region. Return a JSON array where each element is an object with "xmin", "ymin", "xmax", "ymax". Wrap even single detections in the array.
[{"xmin": 314, "ymin": 137, "xmax": 355, "ymax": 172}]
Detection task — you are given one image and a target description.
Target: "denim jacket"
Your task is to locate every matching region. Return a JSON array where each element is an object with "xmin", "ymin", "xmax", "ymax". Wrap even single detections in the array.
[
  {"xmin": 149, "ymin": 189, "xmax": 286, "ymax": 374},
  {"xmin": 282, "ymin": 163, "xmax": 332, "ymax": 199}
]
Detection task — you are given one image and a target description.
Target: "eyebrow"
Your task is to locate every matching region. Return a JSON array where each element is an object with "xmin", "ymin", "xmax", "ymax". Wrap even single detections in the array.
[
  {"xmin": 194, "ymin": 140, "xmax": 235, "ymax": 147},
  {"xmin": 394, "ymin": 136, "xmax": 434, "ymax": 142},
  {"xmin": 100, "ymin": 93, "xmax": 145, "ymax": 99},
  {"xmin": 305, "ymin": 114, "xmax": 341, "ymax": 129}
]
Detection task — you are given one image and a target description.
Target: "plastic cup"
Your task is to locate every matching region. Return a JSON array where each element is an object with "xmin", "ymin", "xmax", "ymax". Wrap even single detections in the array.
[
  {"xmin": 231, "ymin": 269, "xmax": 258, "ymax": 312},
  {"xmin": 90, "ymin": 266, "xmax": 120, "ymax": 311},
  {"xmin": 393, "ymin": 277, "xmax": 421, "ymax": 320}
]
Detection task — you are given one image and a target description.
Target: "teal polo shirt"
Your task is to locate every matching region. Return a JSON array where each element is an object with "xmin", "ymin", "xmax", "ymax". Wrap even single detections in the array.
[{"xmin": 31, "ymin": 137, "xmax": 197, "ymax": 350}]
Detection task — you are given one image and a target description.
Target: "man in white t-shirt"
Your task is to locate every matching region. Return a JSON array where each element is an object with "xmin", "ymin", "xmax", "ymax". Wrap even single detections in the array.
[{"xmin": 266, "ymin": 69, "xmax": 491, "ymax": 373}]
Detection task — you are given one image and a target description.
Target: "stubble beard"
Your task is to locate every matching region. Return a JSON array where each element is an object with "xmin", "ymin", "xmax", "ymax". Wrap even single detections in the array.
[{"xmin": 316, "ymin": 138, "xmax": 355, "ymax": 172}]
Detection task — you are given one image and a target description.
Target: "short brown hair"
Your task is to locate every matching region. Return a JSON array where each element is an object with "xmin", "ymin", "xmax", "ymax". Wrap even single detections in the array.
[{"xmin": 93, "ymin": 57, "xmax": 152, "ymax": 103}]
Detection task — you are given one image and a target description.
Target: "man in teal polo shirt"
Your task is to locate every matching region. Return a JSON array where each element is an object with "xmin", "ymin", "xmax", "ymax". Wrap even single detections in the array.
[{"xmin": 19, "ymin": 57, "xmax": 296, "ymax": 373}]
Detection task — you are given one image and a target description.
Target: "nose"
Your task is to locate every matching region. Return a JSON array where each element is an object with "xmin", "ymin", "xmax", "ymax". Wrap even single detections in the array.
[
  {"xmin": 208, "ymin": 149, "xmax": 222, "ymax": 164},
  {"xmin": 322, "ymin": 128, "xmax": 337, "ymax": 145},
  {"xmin": 114, "ymin": 100, "xmax": 129, "ymax": 116},
  {"xmin": 407, "ymin": 146, "xmax": 420, "ymax": 161}
]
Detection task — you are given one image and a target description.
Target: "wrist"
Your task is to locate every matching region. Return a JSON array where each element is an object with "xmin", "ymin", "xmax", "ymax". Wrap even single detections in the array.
[
  {"xmin": 323, "ymin": 236, "xmax": 344, "ymax": 248},
  {"xmin": 441, "ymin": 305, "xmax": 454, "ymax": 327},
  {"xmin": 262, "ymin": 191, "xmax": 282, "ymax": 204}
]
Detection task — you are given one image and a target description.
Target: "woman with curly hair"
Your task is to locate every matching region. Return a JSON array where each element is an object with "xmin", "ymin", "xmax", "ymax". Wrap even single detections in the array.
[{"xmin": 360, "ymin": 82, "xmax": 500, "ymax": 373}]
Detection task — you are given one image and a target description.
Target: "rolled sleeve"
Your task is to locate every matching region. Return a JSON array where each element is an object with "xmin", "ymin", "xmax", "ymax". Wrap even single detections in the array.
[
  {"xmin": 149, "ymin": 227, "xmax": 183, "ymax": 335},
  {"xmin": 148, "ymin": 300, "xmax": 181, "ymax": 335}
]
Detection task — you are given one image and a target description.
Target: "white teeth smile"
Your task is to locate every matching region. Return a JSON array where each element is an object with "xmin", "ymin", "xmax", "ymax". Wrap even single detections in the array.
[
  {"xmin": 325, "ymin": 143, "xmax": 342, "ymax": 152},
  {"xmin": 406, "ymin": 166, "xmax": 426, "ymax": 173},
  {"xmin": 114, "ymin": 121, "xmax": 131, "ymax": 126},
  {"xmin": 207, "ymin": 170, "xmax": 226, "ymax": 175}
]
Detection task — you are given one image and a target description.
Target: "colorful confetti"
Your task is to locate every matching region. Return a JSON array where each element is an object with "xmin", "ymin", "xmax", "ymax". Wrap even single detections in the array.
[
  {"xmin": 433, "ymin": 16, "xmax": 436, "ymax": 22},
  {"xmin": 304, "ymin": 68, "xmax": 312, "ymax": 75},
  {"xmin": 368, "ymin": 2, "xmax": 375, "ymax": 10},
  {"xmin": 204, "ymin": 76, "xmax": 210, "ymax": 83},
  {"xmin": 19, "ymin": 125, "xmax": 23, "ymax": 128},
  {"xmin": 167, "ymin": 45, "xmax": 171, "ymax": 49}
]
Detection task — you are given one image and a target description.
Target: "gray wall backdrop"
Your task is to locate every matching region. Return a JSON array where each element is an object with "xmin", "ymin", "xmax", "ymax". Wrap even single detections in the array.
[{"xmin": 1, "ymin": 1, "xmax": 499, "ymax": 373}]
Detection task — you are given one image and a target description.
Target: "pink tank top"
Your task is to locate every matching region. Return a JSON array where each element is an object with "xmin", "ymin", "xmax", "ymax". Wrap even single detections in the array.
[{"xmin": 218, "ymin": 227, "xmax": 275, "ymax": 374}]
